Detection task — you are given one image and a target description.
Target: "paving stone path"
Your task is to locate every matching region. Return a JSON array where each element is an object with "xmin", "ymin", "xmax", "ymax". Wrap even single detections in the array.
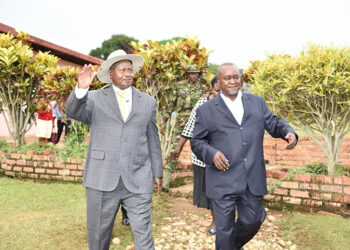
[
  {"xmin": 123, "ymin": 184, "xmax": 299, "ymax": 250},
  {"xmin": 153, "ymin": 198, "xmax": 297, "ymax": 250}
]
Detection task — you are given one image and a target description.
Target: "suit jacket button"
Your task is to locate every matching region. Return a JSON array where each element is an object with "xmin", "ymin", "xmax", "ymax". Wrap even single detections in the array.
[
  {"xmin": 243, "ymin": 142, "xmax": 247, "ymax": 145},
  {"xmin": 240, "ymin": 127, "xmax": 243, "ymax": 130},
  {"xmin": 244, "ymin": 158, "xmax": 247, "ymax": 162}
]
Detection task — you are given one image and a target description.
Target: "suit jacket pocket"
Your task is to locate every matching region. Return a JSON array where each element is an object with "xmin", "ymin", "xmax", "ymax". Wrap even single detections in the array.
[
  {"xmin": 91, "ymin": 150, "xmax": 105, "ymax": 160},
  {"xmin": 134, "ymin": 155, "xmax": 146, "ymax": 165}
]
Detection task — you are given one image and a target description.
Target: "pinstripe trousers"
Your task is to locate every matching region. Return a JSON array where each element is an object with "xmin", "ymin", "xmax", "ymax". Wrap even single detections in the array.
[{"xmin": 85, "ymin": 178, "xmax": 154, "ymax": 250}]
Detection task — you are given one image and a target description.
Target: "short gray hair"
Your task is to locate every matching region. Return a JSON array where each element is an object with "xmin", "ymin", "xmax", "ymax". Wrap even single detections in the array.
[{"xmin": 217, "ymin": 63, "xmax": 240, "ymax": 77}]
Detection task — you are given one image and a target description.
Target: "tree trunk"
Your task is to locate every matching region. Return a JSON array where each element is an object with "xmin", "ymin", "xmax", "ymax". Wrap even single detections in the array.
[
  {"xmin": 323, "ymin": 132, "xmax": 342, "ymax": 176},
  {"xmin": 327, "ymin": 155, "xmax": 336, "ymax": 176},
  {"xmin": 14, "ymin": 132, "xmax": 25, "ymax": 147},
  {"xmin": 1, "ymin": 111, "xmax": 13, "ymax": 137},
  {"xmin": 159, "ymin": 114, "xmax": 178, "ymax": 191},
  {"xmin": 11, "ymin": 123, "xmax": 25, "ymax": 146},
  {"xmin": 324, "ymin": 136, "xmax": 336, "ymax": 176},
  {"xmin": 305, "ymin": 130, "xmax": 339, "ymax": 176},
  {"xmin": 6, "ymin": 104, "xmax": 30, "ymax": 147},
  {"xmin": 162, "ymin": 167, "xmax": 172, "ymax": 191}
]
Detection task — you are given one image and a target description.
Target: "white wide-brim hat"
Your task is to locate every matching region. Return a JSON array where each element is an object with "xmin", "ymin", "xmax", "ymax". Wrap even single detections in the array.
[{"xmin": 97, "ymin": 49, "xmax": 144, "ymax": 84}]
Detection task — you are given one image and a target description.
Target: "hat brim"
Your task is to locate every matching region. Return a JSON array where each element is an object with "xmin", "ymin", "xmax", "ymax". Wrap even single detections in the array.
[{"xmin": 97, "ymin": 54, "xmax": 144, "ymax": 84}]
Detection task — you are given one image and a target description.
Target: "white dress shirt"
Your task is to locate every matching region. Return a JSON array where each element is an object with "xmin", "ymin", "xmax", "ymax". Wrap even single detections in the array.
[
  {"xmin": 220, "ymin": 91, "xmax": 244, "ymax": 125},
  {"xmin": 74, "ymin": 85, "xmax": 132, "ymax": 119}
]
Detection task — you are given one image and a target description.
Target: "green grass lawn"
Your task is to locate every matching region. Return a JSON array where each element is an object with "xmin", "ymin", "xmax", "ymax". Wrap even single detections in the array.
[
  {"xmin": 2, "ymin": 176, "xmax": 350, "ymax": 250},
  {"xmin": 279, "ymin": 213, "xmax": 350, "ymax": 250},
  {"xmin": 0, "ymin": 177, "xmax": 172, "ymax": 250}
]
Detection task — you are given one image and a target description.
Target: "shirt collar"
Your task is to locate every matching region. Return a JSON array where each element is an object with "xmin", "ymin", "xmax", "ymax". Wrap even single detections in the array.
[
  {"xmin": 220, "ymin": 91, "xmax": 242, "ymax": 103},
  {"xmin": 112, "ymin": 84, "xmax": 132, "ymax": 96}
]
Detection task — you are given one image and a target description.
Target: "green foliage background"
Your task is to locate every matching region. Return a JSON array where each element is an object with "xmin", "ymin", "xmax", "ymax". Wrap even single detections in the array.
[
  {"xmin": 0, "ymin": 32, "xmax": 58, "ymax": 146},
  {"xmin": 89, "ymin": 34, "xmax": 138, "ymax": 59},
  {"xmin": 244, "ymin": 44, "xmax": 350, "ymax": 175}
]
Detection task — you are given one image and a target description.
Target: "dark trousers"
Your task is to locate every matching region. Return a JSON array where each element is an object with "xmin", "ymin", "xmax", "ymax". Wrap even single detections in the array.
[
  {"xmin": 57, "ymin": 119, "xmax": 71, "ymax": 143},
  {"xmin": 213, "ymin": 186, "xmax": 266, "ymax": 250}
]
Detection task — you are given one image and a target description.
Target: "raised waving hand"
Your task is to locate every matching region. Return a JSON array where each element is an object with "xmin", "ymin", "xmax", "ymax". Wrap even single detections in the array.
[{"xmin": 78, "ymin": 64, "xmax": 97, "ymax": 89}]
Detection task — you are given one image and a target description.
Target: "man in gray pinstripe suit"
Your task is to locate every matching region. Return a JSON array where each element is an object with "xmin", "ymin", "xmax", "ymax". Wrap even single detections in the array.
[{"xmin": 66, "ymin": 50, "xmax": 163, "ymax": 250}]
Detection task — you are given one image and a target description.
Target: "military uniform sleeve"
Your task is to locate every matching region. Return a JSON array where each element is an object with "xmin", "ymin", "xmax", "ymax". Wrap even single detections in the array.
[{"xmin": 182, "ymin": 98, "xmax": 206, "ymax": 139}]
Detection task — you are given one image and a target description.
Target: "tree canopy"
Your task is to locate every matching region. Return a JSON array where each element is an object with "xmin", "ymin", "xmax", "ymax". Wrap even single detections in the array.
[
  {"xmin": 89, "ymin": 34, "xmax": 138, "ymax": 59},
  {"xmin": 244, "ymin": 44, "xmax": 350, "ymax": 175},
  {"xmin": 0, "ymin": 32, "xmax": 58, "ymax": 146},
  {"xmin": 157, "ymin": 36, "xmax": 187, "ymax": 45}
]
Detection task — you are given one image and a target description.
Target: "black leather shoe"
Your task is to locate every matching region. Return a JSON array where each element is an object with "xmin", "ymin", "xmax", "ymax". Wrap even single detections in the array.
[
  {"xmin": 121, "ymin": 206, "xmax": 130, "ymax": 226},
  {"xmin": 122, "ymin": 217, "xmax": 130, "ymax": 226}
]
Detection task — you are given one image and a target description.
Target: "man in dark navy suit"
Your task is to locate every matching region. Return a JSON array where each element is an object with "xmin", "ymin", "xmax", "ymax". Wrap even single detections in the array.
[{"xmin": 191, "ymin": 63, "xmax": 297, "ymax": 250}]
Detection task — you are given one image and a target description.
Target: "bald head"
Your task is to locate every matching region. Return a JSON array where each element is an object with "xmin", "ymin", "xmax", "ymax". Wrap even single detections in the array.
[{"xmin": 217, "ymin": 63, "xmax": 240, "ymax": 78}]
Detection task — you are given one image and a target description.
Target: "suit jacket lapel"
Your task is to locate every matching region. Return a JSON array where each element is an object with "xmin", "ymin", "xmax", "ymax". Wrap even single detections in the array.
[
  {"xmin": 125, "ymin": 87, "xmax": 142, "ymax": 123},
  {"xmin": 214, "ymin": 95, "xmax": 239, "ymax": 125},
  {"xmin": 241, "ymin": 93, "xmax": 252, "ymax": 125},
  {"xmin": 102, "ymin": 86, "xmax": 124, "ymax": 122}
]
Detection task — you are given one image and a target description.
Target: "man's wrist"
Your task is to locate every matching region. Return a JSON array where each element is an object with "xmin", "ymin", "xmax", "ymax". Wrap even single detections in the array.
[
  {"xmin": 75, "ymin": 85, "xmax": 89, "ymax": 99},
  {"xmin": 77, "ymin": 84, "xmax": 89, "ymax": 89}
]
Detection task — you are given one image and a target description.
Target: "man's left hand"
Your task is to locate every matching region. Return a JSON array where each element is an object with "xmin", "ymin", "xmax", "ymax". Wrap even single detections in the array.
[
  {"xmin": 153, "ymin": 177, "xmax": 163, "ymax": 196},
  {"xmin": 168, "ymin": 148, "xmax": 180, "ymax": 161},
  {"xmin": 285, "ymin": 132, "xmax": 297, "ymax": 150}
]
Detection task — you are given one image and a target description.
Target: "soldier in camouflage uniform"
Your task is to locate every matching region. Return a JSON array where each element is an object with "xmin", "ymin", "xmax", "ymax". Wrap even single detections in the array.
[{"xmin": 162, "ymin": 65, "xmax": 207, "ymax": 191}]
